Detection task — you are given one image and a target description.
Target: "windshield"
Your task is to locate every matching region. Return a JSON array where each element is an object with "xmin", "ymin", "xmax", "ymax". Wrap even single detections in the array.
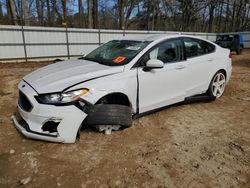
[{"xmin": 84, "ymin": 40, "xmax": 150, "ymax": 66}]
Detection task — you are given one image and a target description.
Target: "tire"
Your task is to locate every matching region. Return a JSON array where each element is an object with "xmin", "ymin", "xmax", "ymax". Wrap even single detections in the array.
[
  {"xmin": 84, "ymin": 104, "xmax": 132, "ymax": 128},
  {"xmin": 208, "ymin": 71, "xmax": 226, "ymax": 98},
  {"xmin": 236, "ymin": 46, "xmax": 242, "ymax": 55}
]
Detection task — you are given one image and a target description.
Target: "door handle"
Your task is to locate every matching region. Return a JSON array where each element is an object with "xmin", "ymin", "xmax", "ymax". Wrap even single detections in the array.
[
  {"xmin": 208, "ymin": 58, "xmax": 214, "ymax": 62},
  {"xmin": 176, "ymin": 65, "xmax": 186, "ymax": 70}
]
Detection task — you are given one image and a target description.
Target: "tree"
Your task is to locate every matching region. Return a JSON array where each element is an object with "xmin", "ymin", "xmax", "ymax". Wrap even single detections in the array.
[
  {"xmin": 93, "ymin": 0, "xmax": 98, "ymax": 28},
  {"xmin": 36, "ymin": 0, "xmax": 44, "ymax": 25},
  {"xmin": 0, "ymin": 0, "xmax": 250, "ymax": 32},
  {"xmin": 87, "ymin": 0, "xmax": 98, "ymax": 29},
  {"xmin": 118, "ymin": 0, "xmax": 124, "ymax": 29},
  {"xmin": 51, "ymin": 0, "xmax": 62, "ymax": 25},
  {"xmin": 88, "ymin": 0, "xmax": 93, "ymax": 28},
  {"xmin": 0, "ymin": 2, "xmax": 3, "ymax": 18},
  {"xmin": 23, "ymin": 0, "xmax": 30, "ymax": 25},
  {"xmin": 78, "ymin": 0, "xmax": 84, "ymax": 27},
  {"xmin": 208, "ymin": 0, "xmax": 218, "ymax": 32},
  {"xmin": 46, "ymin": 0, "xmax": 51, "ymax": 25},
  {"xmin": 117, "ymin": 0, "xmax": 136, "ymax": 29},
  {"xmin": 8, "ymin": 0, "xmax": 18, "ymax": 25},
  {"xmin": 61, "ymin": 0, "xmax": 67, "ymax": 23}
]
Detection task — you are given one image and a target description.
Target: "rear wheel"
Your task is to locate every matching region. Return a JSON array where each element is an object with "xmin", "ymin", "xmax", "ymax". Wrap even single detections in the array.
[
  {"xmin": 208, "ymin": 71, "xmax": 226, "ymax": 98},
  {"xmin": 236, "ymin": 46, "xmax": 242, "ymax": 55}
]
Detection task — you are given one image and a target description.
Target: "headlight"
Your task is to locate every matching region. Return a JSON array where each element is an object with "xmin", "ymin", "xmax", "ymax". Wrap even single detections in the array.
[{"xmin": 36, "ymin": 89, "xmax": 89, "ymax": 105}]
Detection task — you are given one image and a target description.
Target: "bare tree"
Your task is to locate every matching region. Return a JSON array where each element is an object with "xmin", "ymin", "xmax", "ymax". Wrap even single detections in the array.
[
  {"xmin": 61, "ymin": 0, "xmax": 67, "ymax": 23},
  {"xmin": 0, "ymin": 2, "xmax": 3, "ymax": 18},
  {"xmin": 241, "ymin": 0, "xmax": 250, "ymax": 30},
  {"xmin": 51, "ymin": 0, "xmax": 62, "ymax": 25},
  {"xmin": 78, "ymin": 0, "xmax": 84, "ymax": 27},
  {"xmin": 23, "ymin": 0, "xmax": 30, "ymax": 25},
  {"xmin": 1, "ymin": 0, "xmax": 250, "ymax": 32},
  {"xmin": 36, "ymin": 0, "xmax": 44, "ymax": 25},
  {"xmin": 17, "ymin": 0, "xmax": 23, "ymax": 23},
  {"xmin": 216, "ymin": 0, "xmax": 224, "ymax": 32},
  {"xmin": 118, "ymin": 0, "xmax": 124, "ymax": 29},
  {"xmin": 124, "ymin": 0, "xmax": 136, "ymax": 28},
  {"xmin": 8, "ymin": 0, "xmax": 18, "ymax": 25},
  {"xmin": 46, "ymin": 0, "xmax": 51, "ymax": 25},
  {"xmin": 88, "ymin": 0, "xmax": 93, "ymax": 28},
  {"xmin": 208, "ymin": 0, "xmax": 218, "ymax": 32},
  {"xmin": 118, "ymin": 0, "xmax": 136, "ymax": 29},
  {"xmin": 93, "ymin": 0, "xmax": 98, "ymax": 28},
  {"xmin": 230, "ymin": 0, "xmax": 237, "ymax": 31},
  {"xmin": 41, "ymin": 0, "xmax": 44, "ymax": 25}
]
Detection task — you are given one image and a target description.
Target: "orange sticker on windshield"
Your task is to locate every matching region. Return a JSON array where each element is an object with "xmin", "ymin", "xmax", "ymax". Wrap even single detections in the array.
[{"xmin": 113, "ymin": 56, "xmax": 126, "ymax": 64}]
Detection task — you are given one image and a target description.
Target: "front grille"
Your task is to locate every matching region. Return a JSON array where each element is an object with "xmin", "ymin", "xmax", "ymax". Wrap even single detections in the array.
[{"xmin": 18, "ymin": 91, "xmax": 33, "ymax": 112}]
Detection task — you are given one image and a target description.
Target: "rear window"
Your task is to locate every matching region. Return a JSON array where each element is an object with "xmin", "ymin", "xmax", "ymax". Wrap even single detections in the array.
[
  {"xmin": 216, "ymin": 35, "xmax": 235, "ymax": 41},
  {"xmin": 183, "ymin": 38, "xmax": 215, "ymax": 58}
]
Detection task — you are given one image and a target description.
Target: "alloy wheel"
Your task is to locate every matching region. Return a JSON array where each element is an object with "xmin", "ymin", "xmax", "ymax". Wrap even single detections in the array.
[{"xmin": 212, "ymin": 72, "xmax": 226, "ymax": 98}]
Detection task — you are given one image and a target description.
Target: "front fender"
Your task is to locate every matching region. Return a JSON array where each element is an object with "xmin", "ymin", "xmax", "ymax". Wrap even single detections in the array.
[{"xmin": 80, "ymin": 88, "xmax": 109, "ymax": 105}]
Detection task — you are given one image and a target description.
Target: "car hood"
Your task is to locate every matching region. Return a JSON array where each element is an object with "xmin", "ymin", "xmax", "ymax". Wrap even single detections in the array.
[{"xmin": 23, "ymin": 60, "xmax": 124, "ymax": 94}]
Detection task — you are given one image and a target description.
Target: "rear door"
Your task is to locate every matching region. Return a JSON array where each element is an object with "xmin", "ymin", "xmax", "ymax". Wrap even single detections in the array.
[{"xmin": 182, "ymin": 37, "xmax": 216, "ymax": 97}]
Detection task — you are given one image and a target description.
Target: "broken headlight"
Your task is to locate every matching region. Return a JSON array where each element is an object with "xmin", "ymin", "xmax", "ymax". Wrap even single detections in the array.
[{"xmin": 36, "ymin": 89, "xmax": 89, "ymax": 105}]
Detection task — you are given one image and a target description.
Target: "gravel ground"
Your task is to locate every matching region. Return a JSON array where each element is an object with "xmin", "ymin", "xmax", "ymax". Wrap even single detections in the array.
[{"xmin": 0, "ymin": 50, "xmax": 249, "ymax": 188}]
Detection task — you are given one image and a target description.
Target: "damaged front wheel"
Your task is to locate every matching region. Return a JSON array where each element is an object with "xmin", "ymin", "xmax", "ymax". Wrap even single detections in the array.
[{"xmin": 83, "ymin": 104, "xmax": 132, "ymax": 134}]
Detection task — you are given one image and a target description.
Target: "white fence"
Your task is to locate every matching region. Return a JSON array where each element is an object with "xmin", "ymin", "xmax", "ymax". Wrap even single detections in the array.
[{"xmin": 0, "ymin": 25, "xmax": 249, "ymax": 62}]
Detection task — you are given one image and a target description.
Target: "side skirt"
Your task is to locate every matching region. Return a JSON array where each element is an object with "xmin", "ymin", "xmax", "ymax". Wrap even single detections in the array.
[{"xmin": 133, "ymin": 94, "xmax": 215, "ymax": 120}]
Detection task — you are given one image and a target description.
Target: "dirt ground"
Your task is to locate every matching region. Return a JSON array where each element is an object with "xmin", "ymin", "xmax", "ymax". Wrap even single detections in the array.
[{"xmin": 0, "ymin": 50, "xmax": 249, "ymax": 188}]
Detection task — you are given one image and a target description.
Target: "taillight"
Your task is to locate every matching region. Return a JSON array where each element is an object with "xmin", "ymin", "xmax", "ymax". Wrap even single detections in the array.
[{"xmin": 229, "ymin": 53, "xmax": 232, "ymax": 59}]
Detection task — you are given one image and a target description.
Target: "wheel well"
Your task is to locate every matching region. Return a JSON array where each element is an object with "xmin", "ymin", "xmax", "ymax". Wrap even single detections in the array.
[
  {"xmin": 96, "ymin": 93, "xmax": 130, "ymax": 106},
  {"xmin": 218, "ymin": 69, "xmax": 227, "ymax": 79}
]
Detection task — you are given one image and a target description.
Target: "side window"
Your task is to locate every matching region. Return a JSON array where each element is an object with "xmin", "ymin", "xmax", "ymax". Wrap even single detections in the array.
[
  {"xmin": 184, "ymin": 38, "xmax": 215, "ymax": 58},
  {"xmin": 146, "ymin": 39, "xmax": 183, "ymax": 64},
  {"xmin": 205, "ymin": 41, "xmax": 216, "ymax": 53},
  {"xmin": 234, "ymin": 35, "xmax": 239, "ymax": 39}
]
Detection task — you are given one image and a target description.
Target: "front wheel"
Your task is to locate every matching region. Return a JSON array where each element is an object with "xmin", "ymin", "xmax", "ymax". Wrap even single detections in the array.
[
  {"xmin": 208, "ymin": 71, "xmax": 226, "ymax": 98},
  {"xmin": 83, "ymin": 104, "xmax": 133, "ymax": 133}
]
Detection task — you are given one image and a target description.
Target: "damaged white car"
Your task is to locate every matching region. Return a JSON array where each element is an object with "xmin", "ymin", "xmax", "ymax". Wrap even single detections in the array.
[{"xmin": 12, "ymin": 35, "xmax": 232, "ymax": 143}]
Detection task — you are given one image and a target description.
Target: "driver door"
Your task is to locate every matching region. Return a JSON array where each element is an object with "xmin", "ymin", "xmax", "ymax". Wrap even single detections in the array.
[{"xmin": 137, "ymin": 38, "xmax": 187, "ymax": 113}]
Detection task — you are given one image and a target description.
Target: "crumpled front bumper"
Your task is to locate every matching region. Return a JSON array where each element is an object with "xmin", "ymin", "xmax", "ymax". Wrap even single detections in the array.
[
  {"xmin": 11, "ymin": 115, "xmax": 65, "ymax": 143},
  {"xmin": 11, "ymin": 80, "xmax": 88, "ymax": 143}
]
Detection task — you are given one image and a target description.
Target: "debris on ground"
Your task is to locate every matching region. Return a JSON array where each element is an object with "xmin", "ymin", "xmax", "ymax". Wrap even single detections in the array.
[
  {"xmin": 229, "ymin": 142, "xmax": 245, "ymax": 153},
  {"xmin": 20, "ymin": 177, "xmax": 31, "ymax": 185}
]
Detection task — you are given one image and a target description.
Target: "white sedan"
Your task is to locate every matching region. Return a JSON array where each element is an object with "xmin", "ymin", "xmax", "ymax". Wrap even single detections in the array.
[{"xmin": 12, "ymin": 35, "xmax": 232, "ymax": 143}]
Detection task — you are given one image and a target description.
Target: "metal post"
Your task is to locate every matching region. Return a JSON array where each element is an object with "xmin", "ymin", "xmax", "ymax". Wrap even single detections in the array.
[
  {"xmin": 65, "ymin": 24, "xmax": 70, "ymax": 59},
  {"xmin": 98, "ymin": 21, "xmax": 101, "ymax": 46},
  {"xmin": 122, "ymin": 26, "xmax": 125, "ymax": 36},
  {"xmin": 98, "ymin": 29, "xmax": 101, "ymax": 46},
  {"xmin": 21, "ymin": 23, "xmax": 28, "ymax": 62}
]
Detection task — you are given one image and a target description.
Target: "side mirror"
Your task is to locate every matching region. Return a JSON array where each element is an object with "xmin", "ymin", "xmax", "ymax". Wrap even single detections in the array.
[{"xmin": 143, "ymin": 59, "xmax": 164, "ymax": 71}]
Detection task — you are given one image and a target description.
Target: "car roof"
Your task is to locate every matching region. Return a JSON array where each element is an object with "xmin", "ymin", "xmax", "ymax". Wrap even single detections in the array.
[
  {"xmin": 120, "ymin": 34, "xmax": 182, "ymax": 42},
  {"xmin": 120, "ymin": 34, "xmax": 213, "ymax": 43}
]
